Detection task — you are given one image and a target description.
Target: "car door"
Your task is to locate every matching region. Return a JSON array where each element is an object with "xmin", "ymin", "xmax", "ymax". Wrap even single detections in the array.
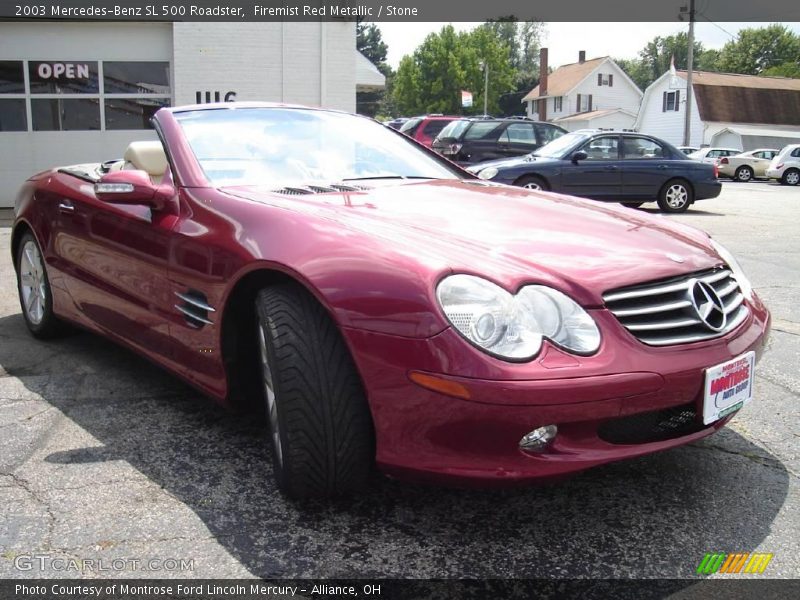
[
  {"xmin": 619, "ymin": 136, "xmax": 677, "ymax": 200},
  {"xmin": 560, "ymin": 134, "xmax": 623, "ymax": 200},
  {"xmin": 461, "ymin": 121, "xmax": 505, "ymax": 163},
  {"xmin": 749, "ymin": 151, "xmax": 772, "ymax": 177},
  {"xmin": 55, "ymin": 167, "xmax": 177, "ymax": 361}
]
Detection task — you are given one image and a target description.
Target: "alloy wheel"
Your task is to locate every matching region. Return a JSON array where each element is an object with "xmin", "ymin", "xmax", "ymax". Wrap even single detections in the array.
[
  {"xmin": 19, "ymin": 240, "xmax": 46, "ymax": 325},
  {"xmin": 665, "ymin": 184, "xmax": 689, "ymax": 209},
  {"xmin": 786, "ymin": 171, "xmax": 800, "ymax": 186}
]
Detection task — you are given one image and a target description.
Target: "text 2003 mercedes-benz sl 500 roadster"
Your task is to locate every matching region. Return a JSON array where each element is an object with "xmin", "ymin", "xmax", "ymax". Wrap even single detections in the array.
[{"xmin": 13, "ymin": 103, "xmax": 770, "ymax": 498}]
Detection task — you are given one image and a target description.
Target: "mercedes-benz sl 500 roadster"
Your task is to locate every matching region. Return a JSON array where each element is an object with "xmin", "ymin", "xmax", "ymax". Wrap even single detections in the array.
[{"xmin": 12, "ymin": 103, "xmax": 770, "ymax": 498}]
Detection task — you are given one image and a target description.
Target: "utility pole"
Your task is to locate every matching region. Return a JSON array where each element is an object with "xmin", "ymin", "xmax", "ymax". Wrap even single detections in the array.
[
  {"xmin": 480, "ymin": 60, "xmax": 489, "ymax": 116},
  {"xmin": 683, "ymin": 0, "xmax": 695, "ymax": 146}
]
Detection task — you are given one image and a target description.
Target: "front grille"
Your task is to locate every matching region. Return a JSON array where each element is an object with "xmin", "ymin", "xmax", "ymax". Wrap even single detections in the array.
[
  {"xmin": 598, "ymin": 403, "xmax": 706, "ymax": 444},
  {"xmin": 603, "ymin": 267, "xmax": 748, "ymax": 346}
]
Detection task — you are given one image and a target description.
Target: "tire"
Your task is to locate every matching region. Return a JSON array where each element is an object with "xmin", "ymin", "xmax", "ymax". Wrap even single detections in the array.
[
  {"xmin": 15, "ymin": 232, "xmax": 65, "ymax": 339},
  {"xmin": 255, "ymin": 283, "xmax": 374, "ymax": 499},
  {"xmin": 514, "ymin": 175, "xmax": 549, "ymax": 191},
  {"xmin": 657, "ymin": 179, "xmax": 693, "ymax": 213},
  {"xmin": 735, "ymin": 166, "xmax": 753, "ymax": 182},
  {"xmin": 782, "ymin": 169, "xmax": 800, "ymax": 186}
]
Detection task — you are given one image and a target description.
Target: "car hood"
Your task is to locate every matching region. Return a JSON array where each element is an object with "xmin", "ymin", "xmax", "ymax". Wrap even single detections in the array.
[
  {"xmin": 467, "ymin": 155, "xmax": 561, "ymax": 173},
  {"xmin": 225, "ymin": 180, "xmax": 721, "ymax": 305}
]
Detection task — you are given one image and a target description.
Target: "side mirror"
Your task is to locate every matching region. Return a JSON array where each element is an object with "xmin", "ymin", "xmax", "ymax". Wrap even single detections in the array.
[
  {"xmin": 94, "ymin": 170, "xmax": 171, "ymax": 209},
  {"xmin": 571, "ymin": 150, "xmax": 588, "ymax": 164}
]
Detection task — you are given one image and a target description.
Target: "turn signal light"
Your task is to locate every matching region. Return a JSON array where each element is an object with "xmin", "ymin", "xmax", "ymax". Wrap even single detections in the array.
[
  {"xmin": 408, "ymin": 371, "xmax": 471, "ymax": 400},
  {"xmin": 713, "ymin": 163, "xmax": 719, "ymax": 178}
]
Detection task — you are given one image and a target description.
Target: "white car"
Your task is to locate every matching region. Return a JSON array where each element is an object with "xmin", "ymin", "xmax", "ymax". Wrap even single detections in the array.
[
  {"xmin": 766, "ymin": 144, "xmax": 800, "ymax": 186},
  {"xmin": 717, "ymin": 149, "xmax": 780, "ymax": 182},
  {"xmin": 687, "ymin": 147, "xmax": 743, "ymax": 165}
]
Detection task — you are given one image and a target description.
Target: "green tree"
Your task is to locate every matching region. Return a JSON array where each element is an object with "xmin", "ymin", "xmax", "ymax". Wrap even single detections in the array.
[
  {"xmin": 356, "ymin": 22, "xmax": 392, "ymax": 117},
  {"xmin": 716, "ymin": 24, "xmax": 800, "ymax": 75},
  {"xmin": 762, "ymin": 61, "xmax": 800, "ymax": 78},
  {"xmin": 392, "ymin": 24, "xmax": 519, "ymax": 116}
]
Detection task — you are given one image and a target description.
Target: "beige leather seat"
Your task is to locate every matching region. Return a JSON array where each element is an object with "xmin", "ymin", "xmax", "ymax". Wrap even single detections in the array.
[{"xmin": 122, "ymin": 141, "xmax": 168, "ymax": 183}]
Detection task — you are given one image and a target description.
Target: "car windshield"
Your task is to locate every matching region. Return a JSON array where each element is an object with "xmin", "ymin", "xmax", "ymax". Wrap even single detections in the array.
[
  {"xmin": 532, "ymin": 131, "xmax": 591, "ymax": 158},
  {"xmin": 174, "ymin": 108, "xmax": 459, "ymax": 187}
]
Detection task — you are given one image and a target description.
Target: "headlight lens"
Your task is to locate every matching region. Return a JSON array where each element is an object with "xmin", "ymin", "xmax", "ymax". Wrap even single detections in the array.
[
  {"xmin": 710, "ymin": 239, "xmax": 753, "ymax": 298},
  {"xmin": 477, "ymin": 167, "xmax": 498, "ymax": 180},
  {"xmin": 436, "ymin": 274, "xmax": 601, "ymax": 360}
]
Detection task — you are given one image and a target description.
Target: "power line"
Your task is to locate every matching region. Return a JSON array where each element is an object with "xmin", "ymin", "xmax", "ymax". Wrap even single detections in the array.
[{"xmin": 696, "ymin": 13, "xmax": 738, "ymax": 40}]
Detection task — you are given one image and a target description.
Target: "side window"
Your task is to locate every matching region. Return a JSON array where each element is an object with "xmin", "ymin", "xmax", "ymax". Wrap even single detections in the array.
[
  {"xmin": 505, "ymin": 123, "xmax": 536, "ymax": 145},
  {"xmin": 791, "ymin": 147, "xmax": 800, "ymax": 158},
  {"xmin": 464, "ymin": 122, "xmax": 502, "ymax": 140},
  {"xmin": 421, "ymin": 120, "xmax": 449, "ymax": 138},
  {"xmin": 580, "ymin": 136, "xmax": 619, "ymax": 160},
  {"xmin": 537, "ymin": 125, "xmax": 563, "ymax": 145},
  {"xmin": 621, "ymin": 137, "xmax": 665, "ymax": 159},
  {"xmin": 707, "ymin": 150, "xmax": 721, "ymax": 158},
  {"xmin": 752, "ymin": 151, "xmax": 765, "ymax": 159}
]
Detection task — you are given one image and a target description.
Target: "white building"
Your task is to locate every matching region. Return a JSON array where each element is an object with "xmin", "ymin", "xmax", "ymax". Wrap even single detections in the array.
[
  {"xmin": 522, "ymin": 50, "xmax": 642, "ymax": 131},
  {"xmin": 0, "ymin": 21, "xmax": 382, "ymax": 208},
  {"xmin": 635, "ymin": 70, "xmax": 800, "ymax": 150}
]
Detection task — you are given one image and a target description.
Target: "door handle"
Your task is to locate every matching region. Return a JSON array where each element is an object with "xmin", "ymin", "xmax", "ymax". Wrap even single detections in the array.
[
  {"xmin": 658, "ymin": 164, "xmax": 669, "ymax": 170},
  {"xmin": 604, "ymin": 165, "xmax": 619, "ymax": 171},
  {"xmin": 58, "ymin": 201, "xmax": 75, "ymax": 213}
]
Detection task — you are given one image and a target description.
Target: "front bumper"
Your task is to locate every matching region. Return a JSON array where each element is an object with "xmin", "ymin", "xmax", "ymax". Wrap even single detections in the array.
[{"xmin": 342, "ymin": 295, "xmax": 770, "ymax": 486}]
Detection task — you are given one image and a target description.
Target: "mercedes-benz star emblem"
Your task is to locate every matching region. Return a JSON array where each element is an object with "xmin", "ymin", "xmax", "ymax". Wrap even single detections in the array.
[{"xmin": 688, "ymin": 279, "xmax": 727, "ymax": 332}]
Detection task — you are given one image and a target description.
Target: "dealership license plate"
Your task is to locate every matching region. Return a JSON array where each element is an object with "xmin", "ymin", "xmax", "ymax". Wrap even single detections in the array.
[{"xmin": 702, "ymin": 351, "xmax": 756, "ymax": 425}]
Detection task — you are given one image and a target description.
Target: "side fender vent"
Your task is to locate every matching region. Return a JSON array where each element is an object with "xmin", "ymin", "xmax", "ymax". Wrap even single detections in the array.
[{"xmin": 175, "ymin": 290, "xmax": 215, "ymax": 328}]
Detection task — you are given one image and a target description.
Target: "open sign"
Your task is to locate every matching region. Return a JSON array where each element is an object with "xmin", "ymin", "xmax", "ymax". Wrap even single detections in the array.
[
  {"xmin": 36, "ymin": 62, "xmax": 90, "ymax": 80},
  {"xmin": 29, "ymin": 61, "xmax": 98, "ymax": 94}
]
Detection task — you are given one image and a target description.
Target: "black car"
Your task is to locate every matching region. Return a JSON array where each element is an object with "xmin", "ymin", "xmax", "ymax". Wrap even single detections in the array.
[
  {"xmin": 466, "ymin": 130, "xmax": 722, "ymax": 213},
  {"xmin": 432, "ymin": 118, "xmax": 566, "ymax": 165}
]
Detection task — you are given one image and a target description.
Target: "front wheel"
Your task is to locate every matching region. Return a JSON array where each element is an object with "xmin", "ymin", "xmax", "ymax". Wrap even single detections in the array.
[
  {"xmin": 16, "ymin": 232, "xmax": 65, "ymax": 338},
  {"xmin": 657, "ymin": 179, "xmax": 693, "ymax": 213},
  {"xmin": 782, "ymin": 169, "xmax": 800, "ymax": 186},
  {"xmin": 255, "ymin": 283, "xmax": 374, "ymax": 499},
  {"xmin": 514, "ymin": 175, "xmax": 549, "ymax": 191}
]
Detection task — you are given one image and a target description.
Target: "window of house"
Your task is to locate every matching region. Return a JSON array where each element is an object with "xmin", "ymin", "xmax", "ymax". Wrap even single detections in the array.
[
  {"xmin": 663, "ymin": 90, "xmax": 680, "ymax": 112},
  {"xmin": 553, "ymin": 96, "xmax": 563, "ymax": 112},
  {"xmin": 597, "ymin": 73, "xmax": 614, "ymax": 87},
  {"xmin": 577, "ymin": 94, "xmax": 592, "ymax": 113},
  {"xmin": 1, "ymin": 60, "xmax": 172, "ymax": 132},
  {"xmin": 621, "ymin": 137, "xmax": 664, "ymax": 159}
]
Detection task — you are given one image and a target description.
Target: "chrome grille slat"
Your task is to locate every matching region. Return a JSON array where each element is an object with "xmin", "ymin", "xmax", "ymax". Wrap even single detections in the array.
[
  {"xmin": 611, "ymin": 299, "xmax": 692, "ymax": 317},
  {"xmin": 603, "ymin": 267, "xmax": 748, "ymax": 346}
]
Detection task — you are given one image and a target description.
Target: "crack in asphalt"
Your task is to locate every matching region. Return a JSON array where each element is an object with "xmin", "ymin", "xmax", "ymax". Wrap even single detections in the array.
[
  {"xmin": 0, "ymin": 471, "xmax": 57, "ymax": 551},
  {"xmin": 690, "ymin": 442, "xmax": 797, "ymax": 478}
]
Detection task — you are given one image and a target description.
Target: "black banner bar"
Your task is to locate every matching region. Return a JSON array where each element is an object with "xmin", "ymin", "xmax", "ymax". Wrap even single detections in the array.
[
  {"xmin": 3, "ymin": 0, "xmax": 800, "ymax": 22},
  {"xmin": 2, "ymin": 579, "xmax": 800, "ymax": 600}
]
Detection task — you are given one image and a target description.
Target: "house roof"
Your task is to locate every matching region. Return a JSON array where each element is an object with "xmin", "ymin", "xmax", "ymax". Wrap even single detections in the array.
[
  {"xmin": 714, "ymin": 123, "xmax": 800, "ymax": 139},
  {"xmin": 677, "ymin": 70, "xmax": 800, "ymax": 126},
  {"xmin": 522, "ymin": 57, "xmax": 607, "ymax": 101},
  {"xmin": 552, "ymin": 108, "xmax": 637, "ymax": 122},
  {"xmin": 356, "ymin": 52, "xmax": 385, "ymax": 91}
]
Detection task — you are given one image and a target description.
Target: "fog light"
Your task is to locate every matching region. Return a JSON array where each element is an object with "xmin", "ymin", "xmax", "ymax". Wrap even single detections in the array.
[{"xmin": 519, "ymin": 425, "xmax": 557, "ymax": 451}]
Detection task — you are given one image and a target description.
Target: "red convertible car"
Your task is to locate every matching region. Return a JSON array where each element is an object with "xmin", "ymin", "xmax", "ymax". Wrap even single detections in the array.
[{"xmin": 12, "ymin": 103, "xmax": 770, "ymax": 498}]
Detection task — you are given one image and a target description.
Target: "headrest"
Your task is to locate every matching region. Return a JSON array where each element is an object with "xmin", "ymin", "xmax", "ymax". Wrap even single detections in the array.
[{"xmin": 123, "ymin": 141, "xmax": 168, "ymax": 176}]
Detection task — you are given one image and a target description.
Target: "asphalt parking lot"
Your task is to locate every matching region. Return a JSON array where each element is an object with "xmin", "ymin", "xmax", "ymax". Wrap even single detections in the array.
[{"xmin": 0, "ymin": 180, "xmax": 798, "ymax": 583}]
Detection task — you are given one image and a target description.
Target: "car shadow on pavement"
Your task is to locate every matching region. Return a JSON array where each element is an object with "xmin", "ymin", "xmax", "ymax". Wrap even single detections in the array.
[{"xmin": 0, "ymin": 313, "xmax": 790, "ymax": 581}]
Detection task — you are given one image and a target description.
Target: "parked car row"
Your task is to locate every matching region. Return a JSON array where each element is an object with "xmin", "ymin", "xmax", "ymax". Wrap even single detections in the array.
[{"xmin": 687, "ymin": 145, "xmax": 800, "ymax": 185}]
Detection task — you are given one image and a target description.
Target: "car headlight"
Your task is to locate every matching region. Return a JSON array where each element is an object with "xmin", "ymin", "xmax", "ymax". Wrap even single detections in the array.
[
  {"xmin": 436, "ymin": 274, "xmax": 601, "ymax": 361},
  {"xmin": 477, "ymin": 167, "xmax": 498, "ymax": 180},
  {"xmin": 710, "ymin": 239, "xmax": 753, "ymax": 299}
]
